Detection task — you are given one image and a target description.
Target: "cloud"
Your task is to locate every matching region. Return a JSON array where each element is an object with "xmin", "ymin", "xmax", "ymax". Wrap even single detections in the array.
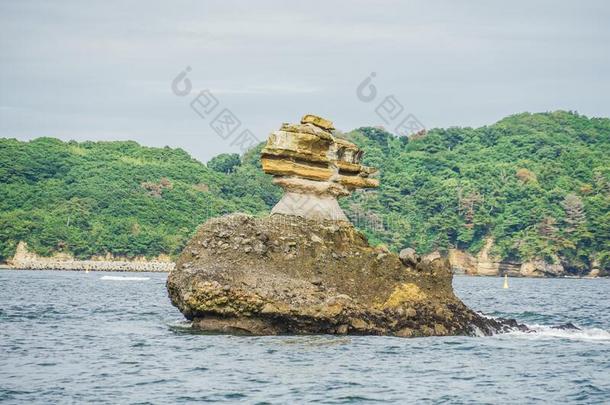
[
  {"xmin": 211, "ymin": 85, "xmax": 322, "ymax": 95},
  {"xmin": 1, "ymin": 0, "xmax": 610, "ymax": 161}
]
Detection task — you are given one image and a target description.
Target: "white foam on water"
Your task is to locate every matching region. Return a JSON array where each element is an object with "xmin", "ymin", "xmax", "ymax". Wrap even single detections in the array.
[
  {"xmin": 470, "ymin": 325, "xmax": 487, "ymax": 337},
  {"xmin": 506, "ymin": 324, "xmax": 610, "ymax": 342},
  {"xmin": 168, "ymin": 319, "xmax": 193, "ymax": 330},
  {"xmin": 100, "ymin": 275, "xmax": 150, "ymax": 281}
]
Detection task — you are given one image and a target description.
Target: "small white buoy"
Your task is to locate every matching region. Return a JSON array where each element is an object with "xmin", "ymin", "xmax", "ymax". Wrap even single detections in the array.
[{"xmin": 503, "ymin": 274, "xmax": 509, "ymax": 289}]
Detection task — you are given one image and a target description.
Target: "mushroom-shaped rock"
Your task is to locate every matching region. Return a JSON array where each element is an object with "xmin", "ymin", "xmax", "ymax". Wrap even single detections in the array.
[
  {"xmin": 166, "ymin": 115, "xmax": 526, "ymax": 337},
  {"xmin": 261, "ymin": 114, "xmax": 378, "ymax": 222}
]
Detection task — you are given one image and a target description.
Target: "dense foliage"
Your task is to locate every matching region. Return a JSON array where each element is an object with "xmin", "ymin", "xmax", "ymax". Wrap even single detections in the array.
[
  {"xmin": 0, "ymin": 138, "xmax": 279, "ymax": 260},
  {"xmin": 342, "ymin": 111, "xmax": 609, "ymax": 273},
  {"xmin": 0, "ymin": 111, "xmax": 608, "ymax": 272}
]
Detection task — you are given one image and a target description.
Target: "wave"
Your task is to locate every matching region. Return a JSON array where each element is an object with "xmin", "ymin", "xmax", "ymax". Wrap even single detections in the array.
[
  {"xmin": 169, "ymin": 319, "xmax": 192, "ymax": 329},
  {"xmin": 100, "ymin": 275, "xmax": 150, "ymax": 281},
  {"xmin": 167, "ymin": 319, "xmax": 195, "ymax": 334},
  {"xmin": 505, "ymin": 324, "xmax": 610, "ymax": 342}
]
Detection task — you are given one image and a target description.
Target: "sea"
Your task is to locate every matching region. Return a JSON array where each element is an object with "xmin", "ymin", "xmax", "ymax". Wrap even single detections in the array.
[{"xmin": 1, "ymin": 270, "xmax": 609, "ymax": 404}]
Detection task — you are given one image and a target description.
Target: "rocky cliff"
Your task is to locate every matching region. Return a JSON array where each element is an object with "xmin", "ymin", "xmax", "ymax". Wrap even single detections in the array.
[
  {"xmin": 167, "ymin": 115, "xmax": 523, "ymax": 336},
  {"xmin": 447, "ymin": 238, "xmax": 604, "ymax": 278}
]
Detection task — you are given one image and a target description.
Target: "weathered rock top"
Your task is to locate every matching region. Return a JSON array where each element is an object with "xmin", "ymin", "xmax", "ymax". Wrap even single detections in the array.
[
  {"xmin": 300, "ymin": 114, "xmax": 335, "ymax": 130},
  {"xmin": 261, "ymin": 115, "xmax": 379, "ymax": 221}
]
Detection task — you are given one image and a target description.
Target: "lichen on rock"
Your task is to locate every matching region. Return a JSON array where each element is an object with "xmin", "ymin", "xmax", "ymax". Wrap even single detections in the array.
[{"xmin": 382, "ymin": 283, "xmax": 427, "ymax": 308}]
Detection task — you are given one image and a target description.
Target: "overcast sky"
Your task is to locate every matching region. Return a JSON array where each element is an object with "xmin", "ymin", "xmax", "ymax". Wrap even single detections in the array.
[{"xmin": 1, "ymin": 0, "xmax": 609, "ymax": 162}]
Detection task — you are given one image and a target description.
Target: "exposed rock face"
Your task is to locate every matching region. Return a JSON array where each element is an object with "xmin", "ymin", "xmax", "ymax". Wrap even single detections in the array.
[
  {"xmin": 447, "ymin": 239, "xmax": 512, "ymax": 277},
  {"xmin": 448, "ymin": 249, "xmax": 478, "ymax": 275},
  {"xmin": 261, "ymin": 115, "xmax": 378, "ymax": 221},
  {"xmin": 587, "ymin": 259, "xmax": 608, "ymax": 278},
  {"xmin": 448, "ymin": 238, "xmax": 575, "ymax": 278},
  {"xmin": 520, "ymin": 257, "xmax": 565, "ymax": 277},
  {"xmin": 475, "ymin": 238, "xmax": 503, "ymax": 276},
  {"xmin": 167, "ymin": 214, "xmax": 520, "ymax": 336}
]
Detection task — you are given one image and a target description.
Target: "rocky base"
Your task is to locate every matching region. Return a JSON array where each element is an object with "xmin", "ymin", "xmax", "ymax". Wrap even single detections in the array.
[{"xmin": 167, "ymin": 213, "xmax": 524, "ymax": 337}]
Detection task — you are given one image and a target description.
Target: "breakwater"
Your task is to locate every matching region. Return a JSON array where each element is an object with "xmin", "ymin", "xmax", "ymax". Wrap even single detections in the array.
[{"xmin": 7, "ymin": 242, "xmax": 174, "ymax": 272}]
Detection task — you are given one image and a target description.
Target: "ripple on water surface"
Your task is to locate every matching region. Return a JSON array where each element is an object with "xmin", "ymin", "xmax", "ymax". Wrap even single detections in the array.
[{"xmin": 0, "ymin": 271, "xmax": 609, "ymax": 404}]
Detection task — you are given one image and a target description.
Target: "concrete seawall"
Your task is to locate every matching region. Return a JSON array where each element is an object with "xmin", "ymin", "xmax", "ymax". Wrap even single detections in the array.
[
  {"xmin": 9, "ymin": 259, "xmax": 174, "ymax": 272},
  {"xmin": 7, "ymin": 242, "xmax": 174, "ymax": 272}
]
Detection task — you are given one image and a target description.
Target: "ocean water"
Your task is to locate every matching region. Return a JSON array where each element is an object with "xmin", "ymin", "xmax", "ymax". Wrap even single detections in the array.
[{"xmin": 1, "ymin": 271, "xmax": 609, "ymax": 404}]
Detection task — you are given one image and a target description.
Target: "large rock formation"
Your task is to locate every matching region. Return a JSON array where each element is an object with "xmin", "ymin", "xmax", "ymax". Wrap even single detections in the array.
[
  {"xmin": 167, "ymin": 115, "xmax": 523, "ymax": 336},
  {"xmin": 167, "ymin": 214, "xmax": 523, "ymax": 336}
]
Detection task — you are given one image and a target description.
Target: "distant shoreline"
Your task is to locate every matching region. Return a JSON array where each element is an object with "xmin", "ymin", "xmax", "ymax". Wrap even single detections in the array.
[
  {"xmin": 5, "ymin": 242, "xmax": 175, "ymax": 273},
  {"xmin": 3, "ymin": 261, "xmax": 173, "ymax": 272},
  {"xmin": 0, "ymin": 264, "xmax": 171, "ymax": 273},
  {"xmin": 1, "ymin": 266, "xmax": 170, "ymax": 273},
  {"xmin": 2, "ymin": 265, "xmax": 604, "ymax": 278}
]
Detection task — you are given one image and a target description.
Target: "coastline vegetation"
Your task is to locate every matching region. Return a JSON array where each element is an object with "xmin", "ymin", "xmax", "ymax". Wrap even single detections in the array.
[{"xmin": 0, "ymin": 111, "xmax": 608, "ymax": 274}]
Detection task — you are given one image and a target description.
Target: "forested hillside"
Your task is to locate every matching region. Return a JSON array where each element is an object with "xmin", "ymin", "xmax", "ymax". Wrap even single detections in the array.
[
  {"xmin": 1, "ymin": 111, "xmax": 608, "ymax": 273},
  {"xmin": 0, "ymin": 138, "xmax": 278, "ymax": 260},
  {"xmin": 342, "ymin": 111, "xmax": 609, "ymax": 274}
]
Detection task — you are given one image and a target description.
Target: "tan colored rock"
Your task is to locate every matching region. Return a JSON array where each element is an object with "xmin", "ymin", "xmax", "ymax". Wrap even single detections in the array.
[
  {"xmin": 587, "ymin": 268, "xmax": 600, "ymax": 278},
  {"xmin": 338, "ymin": 174, "xmax": 379, "ymax": 189},
  {"xmin": 448, "ymin": 240, "xmax": 519, "ymax": 277},
  {"xmin": 396, "ymin": 327, "xmax": 414, "ymax": 337},
  {"xmin": 447, "ymin": 239, "xmax": 571, "ymax": 278},
  {"xmin": 382, "ymin": 283, "xmax": 427, "ymax": 308},
  {"xmin": 273, "ymin": 177, "xmax": 349, "ymax": 197},
  {"xmin": 448, "ymin": 249, "xmax": 478, "ymax": 275},
  {"xmin": 336, "ymin": 324, "xmax": 349, "ymax": 334},
  {"xmin": 350, "ymin": 318, "xmax": 369, "ymax": 330},
  {"xmin": 587, "ymin": 258, "xmax": 607, "ymax": 277},
  {"xmin": 301, "ymin": 114, "xmax": 335, "ymax": 130},
  {"xmin": 475, "ymin": 238, "xmax": 500, "ymax": 276},
  {"xmin": 281, "ymin": 122, "xmax": 333, "ymax": 140},
  {"xmin": 520, "ymin": 257, "xmax": 564, "ymax": 277},
  {"xmin": 261, "ymin": 157, "xmax": 333, "ymax": 182},
  {"xmin": 261, "ymin": 115, "xmax": 378, "ymax": 221}
]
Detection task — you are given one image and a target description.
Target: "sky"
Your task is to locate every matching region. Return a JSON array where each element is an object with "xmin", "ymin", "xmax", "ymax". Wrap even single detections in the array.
[{"xmin": 1, "ymin": 0, "xmax": 609, "ymax": 162}]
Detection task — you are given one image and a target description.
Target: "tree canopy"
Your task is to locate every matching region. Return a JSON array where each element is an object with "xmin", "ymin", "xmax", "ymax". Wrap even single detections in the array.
[
  {"xmin": 0, "ymin": 138, "xmax": 278, "ymax": 260},
  {"xmin": 0, "ymin": 111, "xmax": 608, "ymax": 274},
  {"xmin": 341, "ymin": 111, "xmax": 609, "ymax": 274}
]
